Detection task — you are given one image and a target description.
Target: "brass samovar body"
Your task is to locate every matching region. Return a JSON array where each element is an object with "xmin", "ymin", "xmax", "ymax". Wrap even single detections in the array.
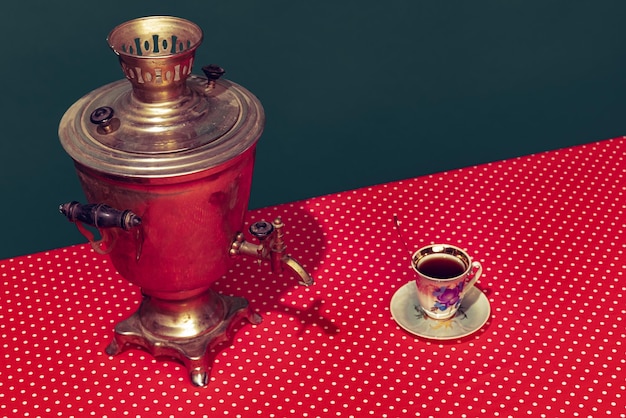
[{"xmin": 58, "ymin": 16, "xmax": 311, "ymax": 387}]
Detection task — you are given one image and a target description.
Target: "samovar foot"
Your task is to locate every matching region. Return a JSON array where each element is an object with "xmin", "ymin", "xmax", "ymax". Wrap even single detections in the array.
[{"xmin": 104, "ymin": 291, "xmax": 262, "ymax": 387}]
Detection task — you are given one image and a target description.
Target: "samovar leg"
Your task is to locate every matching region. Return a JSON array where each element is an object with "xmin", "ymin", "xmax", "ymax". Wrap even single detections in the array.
[{"xmin": 104, "ymin": 292, "xmax": 262, "ymax": 387}]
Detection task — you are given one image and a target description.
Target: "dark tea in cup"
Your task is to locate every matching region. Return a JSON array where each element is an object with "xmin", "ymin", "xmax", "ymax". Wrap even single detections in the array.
[{"xmin": 416, "ymin": 254, "xmax": 467, "ymax": 279}]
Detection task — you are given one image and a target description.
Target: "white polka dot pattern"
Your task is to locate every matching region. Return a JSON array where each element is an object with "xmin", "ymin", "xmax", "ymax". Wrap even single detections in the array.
[{"xmin": 1, "ymin": 138, "xmax": 625, "ymax": 417}]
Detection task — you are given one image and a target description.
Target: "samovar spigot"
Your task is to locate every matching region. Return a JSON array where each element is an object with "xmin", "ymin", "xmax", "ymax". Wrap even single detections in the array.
[{"xmin": 230, "ymin": 218, "xmax": 314, "ymax": 286}]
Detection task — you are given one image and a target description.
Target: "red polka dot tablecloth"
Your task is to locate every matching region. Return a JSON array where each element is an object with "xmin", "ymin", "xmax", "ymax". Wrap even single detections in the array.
[{"xmin": 2, "ymin": 138, "xmax": 626, "ymax": 417}]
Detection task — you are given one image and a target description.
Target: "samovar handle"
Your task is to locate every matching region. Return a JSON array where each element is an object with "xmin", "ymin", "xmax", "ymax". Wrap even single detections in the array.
[{"xmin": 59, "ymin": 201, "xmax": 142, "ymax": 254}]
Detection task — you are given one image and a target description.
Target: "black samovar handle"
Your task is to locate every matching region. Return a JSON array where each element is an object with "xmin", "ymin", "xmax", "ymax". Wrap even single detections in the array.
[{"xmin": 59, "ymin": 201, "xmax": 142, "ymax": 254}]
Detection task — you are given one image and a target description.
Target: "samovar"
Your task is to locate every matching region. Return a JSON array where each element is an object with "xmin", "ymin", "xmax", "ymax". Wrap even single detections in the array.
[{"xmin": 57, "ymin": 16, "xmax": 312, "ymax": 387}]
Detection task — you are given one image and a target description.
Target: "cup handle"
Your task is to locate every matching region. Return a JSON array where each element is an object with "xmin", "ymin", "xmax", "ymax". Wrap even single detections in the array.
[{"xmin": 464, "ymin": 261, "xmax": 482, "ymax": 292}]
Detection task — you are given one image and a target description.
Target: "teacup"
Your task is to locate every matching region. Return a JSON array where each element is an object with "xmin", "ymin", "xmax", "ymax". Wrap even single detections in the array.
[{"xmin": 412, "ymin": 244, "xmax": 482, "ymax": 320}]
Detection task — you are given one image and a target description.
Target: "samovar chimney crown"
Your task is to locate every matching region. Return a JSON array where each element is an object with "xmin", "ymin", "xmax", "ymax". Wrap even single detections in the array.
[{"xmin": 106, "ymin": 16, "xmax": 203, "ymax": 103}]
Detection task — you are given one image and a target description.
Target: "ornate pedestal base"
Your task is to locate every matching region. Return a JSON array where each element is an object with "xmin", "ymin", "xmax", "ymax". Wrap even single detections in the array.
[{"xmin": 105, "ymin": 291, "xmax": 262, "ymax": 387}]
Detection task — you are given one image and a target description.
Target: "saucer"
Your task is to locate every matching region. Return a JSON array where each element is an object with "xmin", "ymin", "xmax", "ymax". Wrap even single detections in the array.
[{"xmin": 390, "ymin": 281, "xmax": 490, "ymax": 340}]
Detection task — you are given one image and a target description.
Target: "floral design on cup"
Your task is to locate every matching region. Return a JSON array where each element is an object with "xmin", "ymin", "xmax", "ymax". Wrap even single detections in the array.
[{"xmin": 432, "ymin": 281, "xmax": 465, "ymax": 312}]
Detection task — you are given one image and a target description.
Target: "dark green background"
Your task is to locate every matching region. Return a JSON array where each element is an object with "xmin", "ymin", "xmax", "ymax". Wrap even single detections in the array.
[{"xmin": 2, "ymin": 1, "xmax": 626, "ymax": 259}]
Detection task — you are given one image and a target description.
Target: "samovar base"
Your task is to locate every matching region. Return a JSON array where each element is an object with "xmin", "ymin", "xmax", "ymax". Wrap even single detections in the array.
[{"xmin": 105, "ymin": 291, "xmax": 262, "ymax": 387}]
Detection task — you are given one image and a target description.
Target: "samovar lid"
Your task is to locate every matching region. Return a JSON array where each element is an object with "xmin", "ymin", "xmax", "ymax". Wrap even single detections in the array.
[{"xmin": 59, "ymin": 16, "xmax": 264, "ymax": 178}]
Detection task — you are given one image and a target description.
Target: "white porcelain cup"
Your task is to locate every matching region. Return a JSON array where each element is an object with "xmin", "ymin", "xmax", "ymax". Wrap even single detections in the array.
[{"xmin": 411, "ymin": 244, "xmax": 483, "ymax": 320}]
